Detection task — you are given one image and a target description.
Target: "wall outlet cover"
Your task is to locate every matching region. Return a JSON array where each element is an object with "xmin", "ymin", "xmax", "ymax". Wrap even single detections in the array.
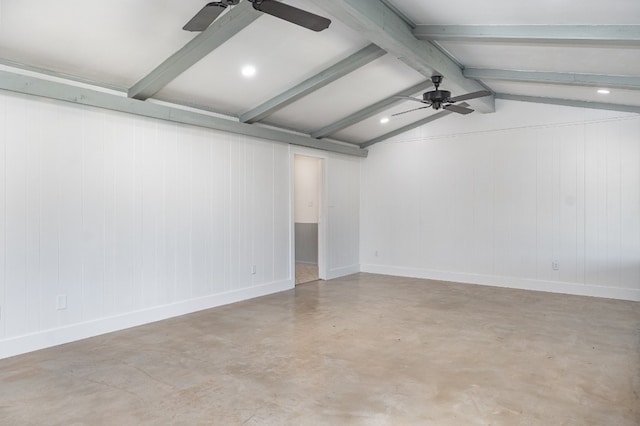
[{"xmin": 56, "ymin": 295, "xmax": 67, "ymax": 310}]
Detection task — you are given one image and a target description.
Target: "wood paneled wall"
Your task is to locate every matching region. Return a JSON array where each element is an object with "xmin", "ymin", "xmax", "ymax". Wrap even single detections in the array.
[
  {"xmin": 361, "ymin": 102, "xmax": 640, "ymax": 300},
  {"xmin": 0, "ymin": 90, "xmax": 360, "ymax": 358}
]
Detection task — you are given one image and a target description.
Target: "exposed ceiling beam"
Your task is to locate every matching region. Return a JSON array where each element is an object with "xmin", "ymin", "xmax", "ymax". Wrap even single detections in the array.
[
  {"xmin": 0, "ymin": 58, "xmax": 127, "ymax": 93},
  {"xmin": 413, "ymin": 25, "xmax": 640, "ymax": 45},
  {"xmin": 0, "ymin": 70, "xmax": 367, "ymax": 157},
  {"xmin": 360, "ymin": 104, "xmax": 470, "ymax": 149},
  {"xmin": 465, "ymin": 68, "xmax": 640, "ymax": 91},
  {"xmin": 311, "ymin": 80, "xmax": 433, "ymax": 139},
  {"xmin": 239, "ymin": 44, "xmax": 385, "ymax": 124},
  {"xmin": 496, "ymin": 93, "xmax": 640, "ymax": 114},
  {"xmin": 379, "ymin": 0, "xmax": 415, "ymax": 28},
  {"xmin": 318, "ymin": 0, "xmax": 495, "ymax": 113},
  {"xmin": 128, "ymin": 1, "xmax": 260, "ymax": 101}
]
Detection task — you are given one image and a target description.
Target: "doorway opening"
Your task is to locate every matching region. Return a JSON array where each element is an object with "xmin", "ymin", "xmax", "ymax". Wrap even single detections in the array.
[{"xmin": 294, "ymin": 154, "xmax": 323, "ymax": 285}]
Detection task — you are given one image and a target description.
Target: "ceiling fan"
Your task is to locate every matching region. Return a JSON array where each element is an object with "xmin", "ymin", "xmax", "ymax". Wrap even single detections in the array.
[
  {"xmin": 183, "ymin": 0, "xmax": 331, "ymax": 32},
  {"xmin": 393, "ymin": 75, "xmax": 492, "ymax": 116}
]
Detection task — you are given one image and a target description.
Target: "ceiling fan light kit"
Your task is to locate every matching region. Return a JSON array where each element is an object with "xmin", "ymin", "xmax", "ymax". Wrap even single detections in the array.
[{"xmin": 184, "ymin": 0, "xmax": 331, "ymax": 32}]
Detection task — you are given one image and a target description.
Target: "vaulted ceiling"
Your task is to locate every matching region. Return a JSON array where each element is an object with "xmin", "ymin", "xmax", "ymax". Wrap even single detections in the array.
[{"xmin": 0, "ymin": 0, "xmax": 638, "ymax": 157}]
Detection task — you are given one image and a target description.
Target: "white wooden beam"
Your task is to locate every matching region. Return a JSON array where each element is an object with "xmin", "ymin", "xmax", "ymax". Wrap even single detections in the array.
[
  {"xmin": 318, "ymin": 0, "xmax": 495, "ymax": 113},
  {"xmin": 414, "ymin": 25, "xmax": 640, "ymax": 45},
  {"xmin": 465, "ymin": 68, "xmax": 640, "ymax": 91},
  {"xmin": 0, "ymin": 70, "xmax": 367, "ymax": 157},
  {"xmin": 128, "ymin": 2, "xmax": 260, "ymax": 100},
  {"xmin": 496, "ymin": 93, "xmax": 640, "ymax": 114}
]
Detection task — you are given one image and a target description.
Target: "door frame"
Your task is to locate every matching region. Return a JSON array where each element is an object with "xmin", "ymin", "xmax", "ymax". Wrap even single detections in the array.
[{"xmin": 290, "ymin": 148, "xmax": 328, "ymax": 282}]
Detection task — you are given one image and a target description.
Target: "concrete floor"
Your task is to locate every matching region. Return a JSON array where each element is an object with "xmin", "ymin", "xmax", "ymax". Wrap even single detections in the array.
[
  {"xmin": 295, "ymin": 263, "xmax": 319, "ymax": 285},
  {"xmin": 0, "ymin": 273, "xmax": 638, "ymax": 426}
]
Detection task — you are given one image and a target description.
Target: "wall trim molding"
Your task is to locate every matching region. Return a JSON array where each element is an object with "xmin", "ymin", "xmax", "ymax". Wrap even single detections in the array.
[
  {"xmin": 327, "ymin": 264, "xmax": 361, "ymax": 280},
  {"xmin": 0, "ymin": 279, "xmax": 293, "ymax": 360},
  {"xmin": 360, "ymin": 264, "xmax": 640, "ymax": 302}
]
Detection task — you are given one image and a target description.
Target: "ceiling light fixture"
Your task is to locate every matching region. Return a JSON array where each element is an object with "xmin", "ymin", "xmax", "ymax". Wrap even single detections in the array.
[
  {"xmin": 380, "ymin": 117, "xmax": 390, "ymax": 124},
  {"xmin": 241, "ymin": 65, "xmax": 257, "ymax": 78},
  {"xmin": 597, "ymin": 89, "xmax": 610, "ymax": 94}
]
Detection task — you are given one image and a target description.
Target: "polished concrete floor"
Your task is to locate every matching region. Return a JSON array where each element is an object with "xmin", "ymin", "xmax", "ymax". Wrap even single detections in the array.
[{"xmin": 0, "ymin": 273, "xmax": 638, "ymax": 425}]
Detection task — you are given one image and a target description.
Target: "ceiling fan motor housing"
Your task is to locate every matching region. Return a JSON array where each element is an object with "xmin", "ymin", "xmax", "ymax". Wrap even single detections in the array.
[{"xmin": 424, "ymin": 90, "xmax": 451, "ymax": 109}]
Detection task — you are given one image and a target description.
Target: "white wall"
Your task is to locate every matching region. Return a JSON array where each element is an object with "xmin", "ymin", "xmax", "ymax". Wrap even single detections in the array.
[
  {"xmin": 294, "ymin": 155, "xmax": 321, "ymax": 223},
  {"xmin": 326, "ymin": 154, "xmax": 361, "ymax": 279},
  {"xmin": 361, "ymin": 100, "xmax": 640, "ymax": 301},
  {"xmin": 0, "ymin": 90, "xmax": 360, "ymax": 359}
]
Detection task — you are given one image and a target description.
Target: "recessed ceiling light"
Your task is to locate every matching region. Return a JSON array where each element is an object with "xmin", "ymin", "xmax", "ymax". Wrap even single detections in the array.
[
  {"xmin": 380, "ymin": 117, "xmax": 390, "ymax": 124},
  {"xmin": 241, "ymin": 65, "xmax": 256, "ymax": 78},
  {"xmin": 597, "ymin": 89, "xmax": 610, "ymax": 94}
]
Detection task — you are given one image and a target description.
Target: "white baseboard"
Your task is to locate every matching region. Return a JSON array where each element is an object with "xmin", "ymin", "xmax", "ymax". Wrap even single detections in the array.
[
  {"xmin": 360, "ymin": 264, "xmax": 640, "ymax": 302},
  {"xmin": 326, "ymin": 264, "xmax": 360, "ymax": 280},
  {"xmin": 0, "ymin": 279, "xmax": 293, "ymax": 360}
]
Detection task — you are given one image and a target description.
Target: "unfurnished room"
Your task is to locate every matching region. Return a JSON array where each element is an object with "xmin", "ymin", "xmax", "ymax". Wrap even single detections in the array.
[{"xmin": 0, "ymin": 1, "xmax": 638, "ymax": 425}]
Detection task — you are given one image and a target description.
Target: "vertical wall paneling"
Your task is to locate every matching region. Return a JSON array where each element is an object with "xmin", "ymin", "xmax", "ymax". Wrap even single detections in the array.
[
  {"xmin": 161, "ymin": 121, "xmax": 179, "ymax": 304},
  {"xmin": 114, "ymin": 114, "xmax": 137, "ymax": 314},
  {"xmin": 5, "ymin": 95, "xmax": 30, "ymax": 337},
  {"xmin": 326, "ymin": 155, "xmax": 360, "ymax": 278},
  {"xmin": 558, "ymin": 125, "xmax": 579, "ymax": 284},
  {"xmin": 24, "ymin": 103, "xmax": 41, "ymax": 333},
  {"xmin": 584, "ymin": 122, "xmax": 609, "ymax": 287},
  {"xmin": 226, "ymin": 139, "xmax": 238, "ymax": 292},
  {"xmin": 209, "ymin": 131, "xmax": 227, "ymax": 295},
  {"xmin": 82, "ymin": 108, "xmax": 106, "ymax": 321},
  {"xmin": 536, "ymin": 128, "xmax": 554, "ymax": 282},
  {"xmin": 223, "ymin": 137, "xmax": 232, "ymax": 293},
  {"xmin": 58, "ymin": 103, "xmax": 85, "ymax": 327},
  {"xmin": 252, "ymin": 141, "xmax": 275, "ymax": 284},
  {"xmin": 0, "ymin": 88, "xmax": 369, "ymax": 359},
  {"xmin": 361, "ymin": 101, "xmax": 640, "ymax": 301},
  {"xmin": 174, "ymin": 126, "xmax": 193, "ymax": 301},
  {"xmin": 574, "ymin": 125, "xmax": 586, "ymax": 284},
  {"xmin": 273, "ymin": 145, "xmax": 290, "ymax": 282},
  {"xmin": 190, "ymin": 129, "xmax": 212, "ymax": 298},
  {"xmin": 102, "ymin": 111, "xmax": 118, "ymax": 317},
  {"xmin": 619, "ymin": 119, "xmax": 640, "ymax": 285},
  {"xmin": 604, "ymin": 122, "xmax": 622, "ymax": 287},
  {"xmin": 0, "ymin": 94, "xmax": 5, "ymax": 339}
]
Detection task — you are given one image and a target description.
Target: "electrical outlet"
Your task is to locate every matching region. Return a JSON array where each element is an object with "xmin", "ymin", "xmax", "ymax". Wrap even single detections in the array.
[
  {"xmin": 56, "ymin": 294, "xmax": 67, "ymax": 310},
  {"xmin": 251, "ymin": 265, "xmax": 257, "ymax": 275},
  {"xmin": 552, "ymin": 260, "xmax": 559, "ymax": 271}
]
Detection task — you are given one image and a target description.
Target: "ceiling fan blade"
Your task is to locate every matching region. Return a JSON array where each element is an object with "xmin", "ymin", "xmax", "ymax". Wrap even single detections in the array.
[
  {"xmin": 394, "ymin": 95, "xmax": 430, "ymax": 105},
  {"xmin": 448, "ymin": 90, "xmax": 492, "ymax": 103},
  {"xmin": 183, "ymin": 2, "xmax": 228, "ymax": 31},
  {"xmin": 444, "ymin": 103, "xmax": 474, "ymax": 115},
  {"xmin": 392, "ymin": 106, "xmax": 431, "ymax": 117},
  {"xmin": 251, "ymin": 0, "xmax": 331, "ymax": 32}
]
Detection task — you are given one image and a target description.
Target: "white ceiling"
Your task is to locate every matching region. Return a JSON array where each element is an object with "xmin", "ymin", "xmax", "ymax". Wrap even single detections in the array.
[{"xmin": 0, "ymin": 0, "xmax": 638, "ymax": 151}]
